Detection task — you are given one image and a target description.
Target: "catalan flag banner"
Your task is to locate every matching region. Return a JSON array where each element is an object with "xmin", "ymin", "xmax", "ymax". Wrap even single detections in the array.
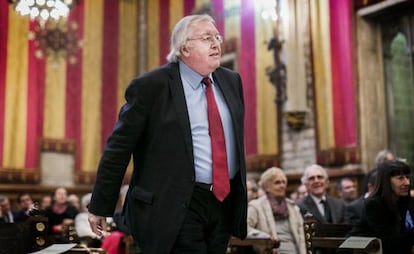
[
  {"xmin": 0, "ymin": 0, "xmax": 283, "ymax": 183},
  {"xmin": 310, "ymin": 0, "xmax": 358, "ymax": 165},
  {"xmin": 0, "ymin": 0, "xmax": 134, "ymax": 183},
  {"xmin": 1, "ymin": 0, "xmax": 359, "ymax": 182}
]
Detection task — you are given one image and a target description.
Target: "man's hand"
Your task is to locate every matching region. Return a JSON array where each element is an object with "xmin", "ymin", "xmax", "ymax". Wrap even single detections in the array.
[{"xmin": 88, "ymin": 212, "xmax": 108, "ymax": 237}]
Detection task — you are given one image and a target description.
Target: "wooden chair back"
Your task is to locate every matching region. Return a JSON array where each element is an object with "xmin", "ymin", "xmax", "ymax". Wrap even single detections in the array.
[
  {"xmin": 303, "ymin": 216, "xmax": 353, "ymax": 254},
  {"xmin": 0, "ymin": 214, "xmax": 49, "ymax": 254}
]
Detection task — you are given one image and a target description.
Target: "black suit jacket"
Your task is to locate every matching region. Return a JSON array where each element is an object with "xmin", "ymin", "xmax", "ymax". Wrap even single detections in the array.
[
  {"xmin": 349, "ymin": 196, "xmax": 414, "ymax": 254},
  {"xmin": 88, "ymin": 62, "xmax": 247, "ymax": 253},
  {"xmin": 0, "ymin": 210, "xmax": 21, "ymax": 223},
  {"xmin": 344, "ymin": 195, "xmax": 365, "ymax": 224},
  {"xmin": 298, "ymin": 195, "xmax": 345, "ymax": 223}
]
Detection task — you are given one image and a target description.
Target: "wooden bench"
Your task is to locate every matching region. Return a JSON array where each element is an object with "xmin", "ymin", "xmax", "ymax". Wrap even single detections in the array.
[
  {"xmin": 121, "ymin": 235, "xmax": 279, "ymax": 254},
  {"xmin": 227, "ymin": 237, "xmax": 280, "ymax": 254},
  {"xmin": 303, "ymin": 217, "xmax": 353, "ymax": 254},
  {"xmin": 303, "ymin": 218, "xmax": 384, "ymax": 254}
]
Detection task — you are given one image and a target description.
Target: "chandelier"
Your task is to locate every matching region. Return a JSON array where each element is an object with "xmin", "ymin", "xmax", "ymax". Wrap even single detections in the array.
[
  {"xmin": 29, "ymin": 20, "xmax": 81, "ymax": 64},
  {"xmin": 7, "ymin": 0, "xmax": 78, "ymax": 22}
]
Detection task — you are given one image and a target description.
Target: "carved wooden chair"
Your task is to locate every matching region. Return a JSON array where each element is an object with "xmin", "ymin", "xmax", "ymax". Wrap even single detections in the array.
[
  {"xmin": 0, "ymin": 214, "xmax": 48, "ymax": 254},
  {"xmin": 303, "ymin": 216, "xmax": 353, "ymax": 254}
]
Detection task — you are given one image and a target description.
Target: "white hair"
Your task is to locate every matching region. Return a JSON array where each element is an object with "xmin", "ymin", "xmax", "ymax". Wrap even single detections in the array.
[
  {"xmin": 260, "ymin": 167, "xmax": 287, "ymax": 190},
  {"xmin": 166, "ymin": 14, "xmax": 215, "ymax": 63},
  {"xmin": 301, "ymin": 164, "xmax": 329, "ymax": 184}
]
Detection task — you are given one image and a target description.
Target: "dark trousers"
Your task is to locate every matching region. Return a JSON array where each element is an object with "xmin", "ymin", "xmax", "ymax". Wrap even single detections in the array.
[{"xmin": 171, "ymin": 183, "xmax": 232, "ymax": 254}]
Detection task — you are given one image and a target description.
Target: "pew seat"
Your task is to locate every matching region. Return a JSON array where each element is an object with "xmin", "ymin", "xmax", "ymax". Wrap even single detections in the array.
[
  {"xmin": 121, "ymin": 235, "xmax": 279, "ymax": 254},
  {"xmin": 227, "ymin": 237, "xmax": 280, "ymax": 254},
  {"xmin": 303, "ymin": 217, "xmax": 353, "ymax": 254}
]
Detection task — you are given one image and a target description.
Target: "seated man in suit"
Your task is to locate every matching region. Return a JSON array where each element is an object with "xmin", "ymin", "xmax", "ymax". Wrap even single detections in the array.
[
  {"xmin": 336, "ymin": 177, "xmax": 358, "ymax": 205},
  {"xmin": 0, "ymin": 194, "xmax": 19, "ymax": 223},
  {"xmin": 16, "ymin": 192, "xmax": 35, "ymax": 222},
  {"xmin": 297, "ymin": 164, "xmax": 346, "ymax": 223},
  {"xmin": 345, "ymin": 169, "xmax": 377, "ymax": 224}
]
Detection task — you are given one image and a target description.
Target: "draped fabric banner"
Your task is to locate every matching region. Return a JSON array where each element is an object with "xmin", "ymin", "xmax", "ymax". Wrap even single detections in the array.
[
  {"xmin": 240, "ymin": 0, "xmax": 257, "ymax": 155},
  {"xmin": 0, "ymin": 0, "xmax": 203, "ymax": 183},
  {"xmin": 329, "ymin": 0, "xmax": 356, "ymax": 147},
  {"xmin": 0, "ymin": 1, "xmax": 9, "ymax": 169},
  {"xmin": 65, "ymin": 3, "xmax": 83, "ymax": 172},
  {"xmin": 310, "ymin": 0, "xmax": 359, "ymax": 165},
  {"xmin": 0, "ymin": 0, "xmax": 284, "ymax": 183}
]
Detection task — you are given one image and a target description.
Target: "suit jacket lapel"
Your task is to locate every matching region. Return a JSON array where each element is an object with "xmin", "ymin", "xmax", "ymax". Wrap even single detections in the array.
[
  {"xmin": 212, "ymin": 69, "xmax": 235, "ymax": 116},
  {"xmin": 167, "ymin": 63, "xmax": 194, "ymax": 168},
  {"xmin": 212, "ymin": 69, "xmax": 241, "ymax": 146},
  {"xmin": 326, "ymin": 197, "xmax": 337, "ymax": 223},
  {"xmin": 305, "ymin": 196, "xmax": 324, "ymax": 222}
]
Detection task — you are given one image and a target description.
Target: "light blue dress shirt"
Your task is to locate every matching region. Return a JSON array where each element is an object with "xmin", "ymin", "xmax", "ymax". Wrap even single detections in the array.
[{"xmin": 179, "ymin": 61, "xmax": 237, "ymax": 184}]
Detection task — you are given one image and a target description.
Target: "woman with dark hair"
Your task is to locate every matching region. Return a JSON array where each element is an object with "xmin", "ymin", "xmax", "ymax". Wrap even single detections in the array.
[{"xmin": 349, "ymin": 160, "xmax": 414, "ymax": 253}]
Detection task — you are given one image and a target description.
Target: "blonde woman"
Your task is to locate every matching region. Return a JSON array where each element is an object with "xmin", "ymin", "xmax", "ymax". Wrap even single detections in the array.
[{"xmin": 247, "ymin": 167, "xmax": 306, "ymax": 254}]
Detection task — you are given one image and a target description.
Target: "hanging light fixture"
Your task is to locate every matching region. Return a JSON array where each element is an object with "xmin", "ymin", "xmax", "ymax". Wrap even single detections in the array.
[{"xmin": 7, "ymin": 0, "xmax": 78, "ymax": 22}]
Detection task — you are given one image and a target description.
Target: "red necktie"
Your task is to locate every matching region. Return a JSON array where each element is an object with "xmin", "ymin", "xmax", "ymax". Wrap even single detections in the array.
[{"xmin": 202, "ymin": 77, "xmax": 230, "ymax": 202}]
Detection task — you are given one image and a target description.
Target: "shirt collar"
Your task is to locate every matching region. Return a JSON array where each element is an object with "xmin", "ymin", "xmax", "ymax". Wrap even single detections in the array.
[
  {"xmin": 310, "ymin": 194, "xmax": 326, "ymax": 204},
  {"xmin": 179, "ymin": 60, "xmax": 213, "ymax": 90}
]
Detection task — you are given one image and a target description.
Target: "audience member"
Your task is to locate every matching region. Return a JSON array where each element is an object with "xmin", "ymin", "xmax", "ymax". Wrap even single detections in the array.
[
  {"xmin": 16, "ymin": 192, "xmax": 34, "ymax": 221},
  {"xmin": 348, "ymin": 160, "xmax": 414, "ymax": 253},
  {"xmin": 44, "ymin": 187, "xmax": 79, "ymax": 243},
  {"xmin": 290, "ymin": 184, "xmax": 308, "ymax": 204},
  {"xmin": 256, "ymin": 181, "xmax": 266, "ymax": 198},
  {"xmin": 247, "ymin": 178, "xmax": 259, "ymax": 201},
  {"xmin": 247, "ymin": 167, "xmax": 306, "ymax": 254},
  {"xmin": 75, "ymin": 193, "xmax": 102, "ymax": 248},
  {"xmin": 296, "ymin": 184, "xmax": 308, "ymax": 203},
  {"xmin": 289, "ymin": 191, "xmax": 298, "ymax": 202},
  {"xmin": 357, "ymin": 149, "xmax": 395, "ymax": 200},
  {"xmin": 374, "ymin": 149, "xmax": 395, "ymax": 166},
  {"xmin": 336, "ymin": 177, "xmax": 358, "ymax": 205},
  {"xmin": 68, "ymin": 194, "xmax": 81, "ymax": 211},
  {"xmin": 40, "ymin": 194, "xmax": 52, "ymax": 210},
  {"xmin": 297, "ymin": 164, "xmax": 346, "ymax": 223},
  {"xmin": 0, "ymin": 194, "xmax": 19, "ymax": 223},
  {"xmin": 345, "ymin": 148, "xmax": 396, "ymax": 224},
  {"xmin": 345, "ymin": 170, "xmax": 377, "ymax": 224}
]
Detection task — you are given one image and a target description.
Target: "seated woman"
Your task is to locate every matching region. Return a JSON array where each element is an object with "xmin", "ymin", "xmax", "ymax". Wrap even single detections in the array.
[
  {"xmin": 349, "ymin": 160, "xmax": 414, "ymax": 254},
  {"xmin": 44, "ymin": 187, "xmax": 79, "ymax": 243},
  {"xmin": 247, "ymin": 167, "xmax": 306, "ymax": 254},
  {"xmin": 75, "ymin": 193, "xmax": 102, "ymax": 247}
]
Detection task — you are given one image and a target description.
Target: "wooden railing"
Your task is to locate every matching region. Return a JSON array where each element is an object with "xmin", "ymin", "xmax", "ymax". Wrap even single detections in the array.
[
  {"xmin": 121, "ymin": 235, "xmax": 280, "ymax": 254},
  {"xmin": 227, "ymin": 237, "xmax": 280, "ymax": 254},
  {"xmin": 303, "ymin": 216, "xmax": 353, "ymax": 254},
  {"xmin": 302, "ymin": 216, "xmax": 385, "ymax": 254}
]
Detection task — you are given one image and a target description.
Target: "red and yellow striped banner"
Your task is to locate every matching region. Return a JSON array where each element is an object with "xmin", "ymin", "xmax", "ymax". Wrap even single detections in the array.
[{"xmin": 1, "ymin": 0, "xmax": 360, "ymax": 181}]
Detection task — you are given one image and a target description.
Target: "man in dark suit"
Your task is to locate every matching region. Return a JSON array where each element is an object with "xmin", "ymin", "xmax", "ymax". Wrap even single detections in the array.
[
  {"xmin": 0, "ymin": 195, "xmax": 20, "ymax": 223},
  {"xmin": 345, "ymin": 169, "xmax": 377, "ymax": 224},
  {"xmin": 15, "ymin": 192, "xmax": 34, "ymax": 222},
  {"xmin": 88, "ymin": 14, "xmax": 247, "ymax": 254},
  {"xmin": 298, "ymin": 164, "xmax": 345, "ymax": 223}
]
